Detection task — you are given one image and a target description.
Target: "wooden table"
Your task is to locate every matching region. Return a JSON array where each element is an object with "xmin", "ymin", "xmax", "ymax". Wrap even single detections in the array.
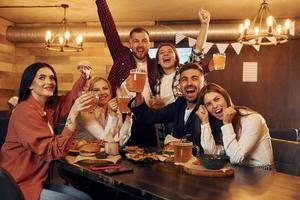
[{"xmin": 55, "ymin": 159, "xmax": 300, "ymax": 200}]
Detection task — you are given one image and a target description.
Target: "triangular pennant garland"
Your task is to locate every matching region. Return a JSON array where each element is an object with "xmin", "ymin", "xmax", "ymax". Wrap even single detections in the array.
[
  {"xmin": 290, "ymin": 21, "xmax": 295, "ymax": 36},
  {"xmin": 188, "ymin": 37, "xmax": 197, "ymax": 47},
  {"xmin": 266, "ymin": 36, "xmax": 277, "ymax": 44},
  {"xmin": 216, "ymin": 43, "xmax": 229, "ymax": 54},
  {"xmin": 175, "ymin": 33, "xmax": 186, "ymax": 44},
  {"xmin": 203, "ymin": 42, "xmax": 214, "ymax": 54},
  {"xmin": 231, "ymin": 42, "xmax": 243, "ymax": 55},
  {"xmin": 253, "ymin": 44, "xmax": 260, "ymax": 51}
]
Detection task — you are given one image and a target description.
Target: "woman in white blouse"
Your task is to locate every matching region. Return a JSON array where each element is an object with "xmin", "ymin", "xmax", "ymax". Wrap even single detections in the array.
[
  {"xmin": 196, "ymin": 83, "xmax": 274, "ymax": 169},
  {"xmin": 76, "ymin": 76, "xmax": 132, "ymax": 147}
]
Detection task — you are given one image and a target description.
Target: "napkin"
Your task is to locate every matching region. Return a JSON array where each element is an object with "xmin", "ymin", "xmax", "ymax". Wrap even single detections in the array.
[{"xmin": 164, "ymin": 134, "xmax": 180, "ymax": 145}]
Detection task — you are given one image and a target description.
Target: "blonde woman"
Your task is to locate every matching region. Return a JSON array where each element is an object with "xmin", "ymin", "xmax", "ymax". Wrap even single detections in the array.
[{"xmin": 76, "ymin": 76, "xmax": 132, "ymax": 146}]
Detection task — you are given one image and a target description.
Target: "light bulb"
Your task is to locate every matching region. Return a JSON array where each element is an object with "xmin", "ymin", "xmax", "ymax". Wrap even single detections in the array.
[
  {"xmin": 76, "ymin": 34, "xmax": 83, "ymax": 45},
  {"xmin": 59, "ymin": 36, "xmax": 64, "ymax": 46},
  {"xmin": 285, "ymin": 19, "xmax": 291, "ymax": 30},
  {"xmin": 244, "ymin": 19, "xmax": 250, "ymax": 29},
  {"xmin": 45, "ymin": 30, "xmax": 51, "ymax": 42},
  {"xmin": 254, "ymin": 27, "xmax": 259, "ymax": 35},
  {"xmin": 239, "ymin": 24, "xmax": 244, "ymax": 34},
  {"xmin": 64, "ymin": 31, "xmax": 70, "ymax": 40},
  {"xmin": 267, "ymin": 16, "xmax": 273, "ymax": 27},
  {"xmin": 277, "ymin": 25, "xmax": 282, "ymax": 34}
]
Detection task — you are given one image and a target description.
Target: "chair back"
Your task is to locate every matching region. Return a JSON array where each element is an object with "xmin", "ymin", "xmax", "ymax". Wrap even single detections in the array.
[
  {"xmin": 270, "ymin": 128, "xmax": 298, "ymax": 142},
  {"xmin": 0, "ymin": 117, "xmax": 9, "ymax": 149},
  {"xmin": 0, "ymin": 167, "xmax": 24, "ymax": 200},
  {"xmin": 271, "ymin": 138, "xmax": 300, "ymax": 176}
]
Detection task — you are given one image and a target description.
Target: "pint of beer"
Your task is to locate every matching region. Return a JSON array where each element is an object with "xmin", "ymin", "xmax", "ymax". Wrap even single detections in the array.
[
  {"xmin": 117, "ymin": 96, "xmax": 132, "ymax": 113},
  {"xmin": 129, "ymin": 69, "xmax": 147, "ymax": 93},
  {"xmin": 212, "ymin": 53, "xmax": 226, "ymax": 70}
]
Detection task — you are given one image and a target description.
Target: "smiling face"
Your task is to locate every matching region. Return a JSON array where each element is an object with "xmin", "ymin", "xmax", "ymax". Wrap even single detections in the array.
[
  {"xmin": 91, "ymin": 79, "xmax": 112, "ymax": 107},
  {"xmin": 157, "ymin": 45, "xmax": 178, "ymax": 73},
  {"xmin": 29, "ymin": 67, "xmax": 56, "ymax": 103},
  {"xmin": 129, "ymin": 31, "xmax": 150, "ymax": 62},
  {"xmin": 203, "ymin": 92, "xmax": 228, "ymax": 120},
  {"xmin": 179, "ymin": 69, "xmax": 205, "ymax": 107}
]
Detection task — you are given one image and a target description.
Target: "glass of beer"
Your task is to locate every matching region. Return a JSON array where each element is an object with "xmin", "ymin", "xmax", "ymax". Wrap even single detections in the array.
[
  {"xmin": 212, "ymin": 53, "xmax": 226, "ymax": 70},
  {"xmin": 174, "ymin": 142, "xmax": 193, "ymax": 163},
  {"xmin": 117, "ymin": 96, "xmax": 132, "ymax": 113},
  {"xmin": 129, "ymin": 69, "xmax": 147, "ymax": 93},
  {"xmin": 80, "ymin": 91, "xmax": 99, "ymax": 112}
]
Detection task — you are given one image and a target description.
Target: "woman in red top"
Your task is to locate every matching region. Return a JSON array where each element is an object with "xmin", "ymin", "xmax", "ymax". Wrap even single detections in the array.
[{"xmin": 0, "ymin": 62, "xmax": 93, "ymax": 200}]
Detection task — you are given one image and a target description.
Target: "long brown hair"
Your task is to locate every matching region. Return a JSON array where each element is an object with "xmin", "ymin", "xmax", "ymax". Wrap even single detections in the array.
[
  {"xmin": 155, "ymin": 43, "xmax": 180, "ymax": 80},
  {"xmin": 198, "ymin": 83, "xmax": 255, "ymax": 135}
]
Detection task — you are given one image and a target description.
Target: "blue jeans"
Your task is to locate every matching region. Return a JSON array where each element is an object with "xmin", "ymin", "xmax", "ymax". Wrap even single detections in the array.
[{"xmin": 40, "ymin": 183, "xmax": 92, "ymax": 200}]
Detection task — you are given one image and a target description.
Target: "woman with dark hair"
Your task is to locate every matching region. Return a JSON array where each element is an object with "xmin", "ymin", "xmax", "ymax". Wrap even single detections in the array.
[
  {"xmin": 196, "ymin": 83, "xmax": 274, "ymax": 169},
  {"xmin": 152, "ymin": 8, "xmax": 212, "ymax": 109},
  {"xmin": 0, "ymin": 62, "xmax": 93, "ymax": 200},
  {"xmin": 150, "ymin": 9, "xmax": 212, "ymax": 145},
  {"xmin": 76, "ymin": 76, "xmax": 132, "ymax": 147}
]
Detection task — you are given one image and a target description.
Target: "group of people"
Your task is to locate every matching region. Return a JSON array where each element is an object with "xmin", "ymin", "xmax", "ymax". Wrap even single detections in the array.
[{"xmin": 0, "ymin": 0, "xmax": 274, "ymax": 200}]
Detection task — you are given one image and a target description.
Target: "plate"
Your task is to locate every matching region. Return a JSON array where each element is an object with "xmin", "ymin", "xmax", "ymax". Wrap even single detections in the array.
[
  {"xmin": 67, "ymin": 149, "xmax": 79, "ymax": 156},
  {"xmin": 125, "ymin": 153, "xmax": 158, "ymax": 163}
]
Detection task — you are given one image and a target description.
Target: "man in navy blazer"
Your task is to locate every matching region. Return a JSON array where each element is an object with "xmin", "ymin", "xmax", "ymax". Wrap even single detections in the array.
[{"xmin": 129, "ymin": 63, "xmax": 205, "ymax": 150}]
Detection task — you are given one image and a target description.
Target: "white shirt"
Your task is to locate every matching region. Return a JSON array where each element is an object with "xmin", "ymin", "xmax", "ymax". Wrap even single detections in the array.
[
  {"xmin": 160, "ymin": 71, "xmax": 176, "ymax": 105},
  {"xmin": 76, "ymin": 110, "xmax": 132, "ymax": 147},
  {"xmin": 184, "ymin": 108, "xmax": 193, "ymax": 124},
  {"xmin": 120, "ymin": 62, "xmax": 152, "ymax": 105},
  {"xmin": 200, "ymin": 110, "xmax": 274, "ymax": 167}
]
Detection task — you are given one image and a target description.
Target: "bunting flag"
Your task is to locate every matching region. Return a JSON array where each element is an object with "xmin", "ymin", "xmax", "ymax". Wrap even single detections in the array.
[
  {"xmin": 203, "ymin": 42, "xmax": 214, "ymax": 54},
  {"xmin": 188, "ymin": 37, "xmax": 197, "ymax": 47},
  {"xmin": 231, "ymin": 42, "xmax": 243, "ymax": 55},
  {"xmin": 216, "ymin": 43, "xmax": 229, "ymax": 54},
  {"xmin": 290, "ymin": 21, "xmax": 295, "ymax": 36},
  {"xmin": 249, "ymin": 39, "xmax": 256, "ymax": 45},
  {"xmin": 266, "ymin": 36, "xmax": 277, "ymax": 44},
  {"xmin": 253, "ymin": 44, "xmax": 260, "ymax": 51},
  {"xmin": 175, "ymin": 33, "xmax": 186, "ymax": 44}
]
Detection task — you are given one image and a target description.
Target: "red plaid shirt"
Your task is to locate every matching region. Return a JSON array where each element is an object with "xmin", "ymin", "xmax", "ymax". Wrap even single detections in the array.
[{"xmin": 96, "ymin": 0, "xmax": 156, "ymax": 97}]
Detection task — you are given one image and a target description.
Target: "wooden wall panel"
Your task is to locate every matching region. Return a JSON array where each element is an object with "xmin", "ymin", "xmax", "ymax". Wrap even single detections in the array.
[
  {"xmin": 205, "ymin": 40, "xmax": 300, "ymax": 131},
  {"xmin": 0, "ymin": 18, "xmax": 15, "ymax": 111}
]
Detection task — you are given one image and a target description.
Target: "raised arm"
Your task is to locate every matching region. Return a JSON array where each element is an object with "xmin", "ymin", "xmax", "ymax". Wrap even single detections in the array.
[
  {"xmin": 95, "ymin": 0, "xmax": 124, "ymax": 60},
  {"xmin": 194, "ymin": 8, "xmax": 210, "ymax": 53},
  {"xmin": 189, "ymin": 8, "xmax": 211, "ymax": 74}
]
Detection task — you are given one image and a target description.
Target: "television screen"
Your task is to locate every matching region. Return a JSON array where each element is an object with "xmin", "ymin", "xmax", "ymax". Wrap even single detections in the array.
[{"xmin": 149, "ymin": 47, "xmax": 192, "ymax": 64}]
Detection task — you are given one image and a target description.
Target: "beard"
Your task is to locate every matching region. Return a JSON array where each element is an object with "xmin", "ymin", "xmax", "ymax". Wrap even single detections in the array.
[{"xmin": 132, "ymin": 49, "xmax": 148, "ymax": 61}]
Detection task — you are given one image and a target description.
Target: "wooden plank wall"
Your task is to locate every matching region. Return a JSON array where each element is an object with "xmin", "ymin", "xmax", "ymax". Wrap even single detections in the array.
[
  {"xmin": 0, "ymin": 18, "xmax": 16, "ymax": 110},
  {"xmin": 204, "ymin": 40, "xmax": 300, "ymax": 130},
  {"xmin": 15, "ymin": 42, "xmax": 113, "ymax": 91}
]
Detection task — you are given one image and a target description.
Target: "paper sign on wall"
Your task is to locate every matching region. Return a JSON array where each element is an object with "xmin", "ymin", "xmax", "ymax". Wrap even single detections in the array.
[{"xmin": 243, "ymin": 62, "xmax": 258, "ymax": 82}]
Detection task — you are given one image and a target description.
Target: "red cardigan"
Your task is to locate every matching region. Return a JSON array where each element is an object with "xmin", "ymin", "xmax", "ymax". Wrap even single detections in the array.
[{"xmin": 0, "ymin": 78, "xmax": 86, "ymax": 200}]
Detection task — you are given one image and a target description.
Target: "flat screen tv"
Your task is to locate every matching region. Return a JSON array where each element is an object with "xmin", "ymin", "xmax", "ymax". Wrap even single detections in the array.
[{"xmin": 149, "ymin": 47, "xmax": 192, "ymax": 64}]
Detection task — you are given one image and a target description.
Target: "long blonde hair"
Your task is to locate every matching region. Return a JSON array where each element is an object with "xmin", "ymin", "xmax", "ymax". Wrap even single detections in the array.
[{"xmin": 87, "ymin": 76, "xmax": 122, "ymax": 130}]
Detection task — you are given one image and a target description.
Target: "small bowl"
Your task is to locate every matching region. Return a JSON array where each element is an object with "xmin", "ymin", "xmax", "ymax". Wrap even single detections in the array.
[{"xmin": 197, "ymin": 154, "xmax": 230, "ymax": 170}]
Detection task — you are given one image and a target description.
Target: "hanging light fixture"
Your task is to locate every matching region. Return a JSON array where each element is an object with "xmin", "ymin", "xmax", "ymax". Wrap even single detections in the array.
[
  {"xmin": 238, "ymin": 0, "xmax": 291, "ymax": 45},
  {"xmin": 45, "ymin": 4, "xmax": 83, "ymax": 52}
]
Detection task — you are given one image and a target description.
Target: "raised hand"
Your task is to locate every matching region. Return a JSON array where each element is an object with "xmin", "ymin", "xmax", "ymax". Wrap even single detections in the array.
[
  {"xmin": 108, "ymin": 98, "xmax": 118, "ymax": 115},
  {"xmin": 77, "ymin": 61, "xmax": 92, "ymax": 80},
  {"xmin": 65, "ymin": 92, "xmax": 96, "ymax": 131},
  {"xmin": 149, "ymin": 96, "xmax": 165, "ymax": 109},
  {"xmin": 222, "ymin": 106, "xmax": 237, "ymax": 124},
  {"xmin": 198, "ymin": 8, "xmax": 210, "ymax": 25},
  {"xmin": 196, "ymin": 105, "xmax": 209, "ymax": 124}
]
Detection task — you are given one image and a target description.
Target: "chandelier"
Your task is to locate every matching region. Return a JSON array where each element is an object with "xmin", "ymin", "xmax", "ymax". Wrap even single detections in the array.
[
  {"xmin": 45, "ymin": 4, "xmax": 83, "ymax": 52},
  {"xmin": 238, "ymin": 0, "xmax": 291, "ymax": 45}
]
